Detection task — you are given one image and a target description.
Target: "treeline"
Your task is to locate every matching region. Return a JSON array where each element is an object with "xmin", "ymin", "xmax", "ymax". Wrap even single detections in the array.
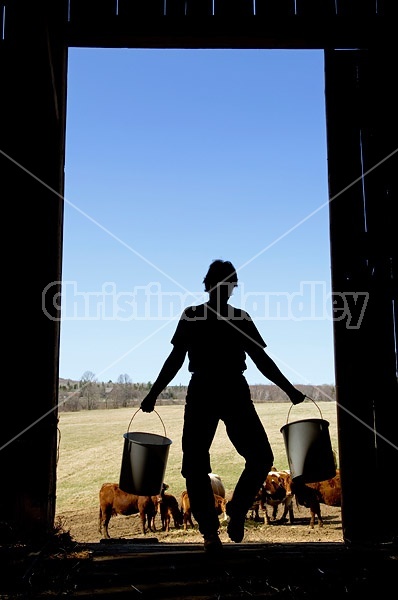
[{"xmin": 58, "ymin": 372, "xmax": 335, "ymax": 412}]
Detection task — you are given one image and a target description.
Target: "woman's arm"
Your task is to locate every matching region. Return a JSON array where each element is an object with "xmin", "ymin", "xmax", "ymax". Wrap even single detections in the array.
[
  {"xmin": 140, "ymin": 346, "xmax": 187, "ymax": 412},
  {"xmin": 247, "ymin": 347, "xmax": 306, "ymax": 405}
]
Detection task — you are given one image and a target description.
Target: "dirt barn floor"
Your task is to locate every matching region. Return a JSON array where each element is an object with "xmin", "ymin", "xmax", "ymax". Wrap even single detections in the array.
[
  {"xmin": 1, "ymin": 505, "xmax": 397, "ymax": 598},
  {"xmin": 59, "ymin": 502, "xmax": 344, "ymax": 544}
]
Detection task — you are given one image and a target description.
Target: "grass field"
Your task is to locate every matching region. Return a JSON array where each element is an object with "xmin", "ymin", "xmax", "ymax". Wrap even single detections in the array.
[{"xmin": 55, "ymin": 401, "xmax": 338, "ymax": 515}]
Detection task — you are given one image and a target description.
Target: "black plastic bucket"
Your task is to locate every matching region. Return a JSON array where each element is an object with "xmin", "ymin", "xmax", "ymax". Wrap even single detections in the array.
[{"xmin": 119, "ymin": 409, "xmax": 172, "ymax": 496}]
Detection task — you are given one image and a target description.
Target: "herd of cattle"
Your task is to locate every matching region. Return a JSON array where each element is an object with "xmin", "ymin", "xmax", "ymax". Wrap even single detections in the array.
[{"xmin": 98, "ymin": 469, "xmax": 341, "ymax": 539}]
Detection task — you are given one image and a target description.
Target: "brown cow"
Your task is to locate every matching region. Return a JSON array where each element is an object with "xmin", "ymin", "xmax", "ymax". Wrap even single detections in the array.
[
  {"xmin": 265, "ymin": 469, "xmax": 295, "ymax": 524},
  {"xmin": 214, "ymin": 493, "xmax": 228, "ymax": 522},
  {"xmin": 180, "ymin": 490, "xmax": 227, "ymax": 530},
  {"xmin": 249, "ymin": 471, "xmax": 280, "ymax": 522},
  {"xmin": 159, "ymin": 484, "xmax": 183, "ymax": 532},
  {"xmin": 98, "ymin": 483, "xmax": 161, "ymax": 538},
  {"xmin": 254, "ymin": 469, "xmax": 295, "ymax": 524},
  {"xmin": 180, "ymin": 490, "xmax": 195, "ymax": 530},
  {"xmin": 292, "ymin": 469, "xmax": 341, "ymax": 528},
  {"xmin": 249, "ymin": 489, "xmax": 265, "ymax": 522}
]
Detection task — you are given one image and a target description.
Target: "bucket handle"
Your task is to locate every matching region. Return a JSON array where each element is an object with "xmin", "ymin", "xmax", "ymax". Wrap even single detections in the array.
[
  {"xmin": 127, "ymin": 408, "xmax": 167, "ymax": 437},
  {"xmin": 286, "ymin": 396, "xmax": 323, "ymax": 424}
]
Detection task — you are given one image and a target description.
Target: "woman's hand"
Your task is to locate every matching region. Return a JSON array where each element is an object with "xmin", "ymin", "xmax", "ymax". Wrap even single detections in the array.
[
  {"xmin": 140, "ymin": 392, "xmax": 157, "ymax": 413},
  {"xmin": 289, "ymin": 389, "xmax": 306, "ymax": 405}
]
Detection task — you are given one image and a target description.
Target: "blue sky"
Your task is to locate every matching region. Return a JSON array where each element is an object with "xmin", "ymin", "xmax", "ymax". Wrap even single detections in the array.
[{"xmin": 60, "ymin": 48, "xmax": 335, "ymax": 386}]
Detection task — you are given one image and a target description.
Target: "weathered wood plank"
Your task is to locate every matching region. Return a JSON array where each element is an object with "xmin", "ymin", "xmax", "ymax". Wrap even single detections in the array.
[
  {"xmin": 325, "ymin": 48, "xmax": 398, "ymax": 545},
  {"xmin": 67, "ymin": 542, "xmax": 398, "ymax": 598},
  {"xmin": 185, "ymin": 0, "xmax": 214, "ymax": 16},
  {"xmin": 325, "ymin": 49, "xmax": 378, "ymax": 545},
  {"xmin": 65, "ymin": 17, "xmax": 394, "ymax": 50},
  {"xmin": 0, "ymin": 0, "xmax": 68, "ymax": 540},
  {"xmin": 255, "ymin": 0, "xmax": 295, "ymax": 17},
  {"xmin": 357, "ymin": 50, "xmax": 398, "ymax": 535},
  {"xmin": 68, "ymin": 0, "xmax": 117, "ymax": 23},
  {"xmin": 336, "ymin": 0, "xmax": 377, "ymax": 16},
  {"xmin": 118, "ymin": 0, "xmax": 165, "ymax": 18},
  {"xmin": 214, "ymin": 0, "xmax": 255, "ymax": 16},
  {"xmin": 296, "ymin": 0, "xmax": 336, "ymax": 16}
]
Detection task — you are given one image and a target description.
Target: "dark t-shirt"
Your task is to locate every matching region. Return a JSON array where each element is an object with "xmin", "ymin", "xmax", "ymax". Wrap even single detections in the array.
[{"xmin": 171, "ymin": 303, "xmax": 266, "ymax": 374}]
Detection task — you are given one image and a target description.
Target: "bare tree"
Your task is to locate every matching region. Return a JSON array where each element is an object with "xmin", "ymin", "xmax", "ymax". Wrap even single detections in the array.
[
  {"xmin": 80, "ymin": 371, "xmax": 98, "ymax": 410},
  {"xmin": 100, "ymin": 381, "xmax": 112, "ymax": 408},
  {"xmin": 117, "ymin": 373, "xmax": 132, "ymax": 408}
]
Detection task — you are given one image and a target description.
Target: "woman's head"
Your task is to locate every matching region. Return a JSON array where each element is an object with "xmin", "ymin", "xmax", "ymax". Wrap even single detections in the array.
[{"xmin": 203, "ymin": 260, "xmax": 238, "ymax": 293}]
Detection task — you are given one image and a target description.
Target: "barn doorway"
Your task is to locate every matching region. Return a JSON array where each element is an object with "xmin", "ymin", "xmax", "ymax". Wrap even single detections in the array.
[{"xmin": 57, "ymin": 48, "xmax": 338, "ymax": 544}]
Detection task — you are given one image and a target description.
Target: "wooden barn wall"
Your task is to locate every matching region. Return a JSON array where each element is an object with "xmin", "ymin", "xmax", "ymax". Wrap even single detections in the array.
[
  {"xmin": 0, "ymin": 1, "xmax": 68, "ymax": 539},
  {"xmin": 325, "ymin": 49, "xmax": 398, "ymax": 545},
  {"xmin": 0, "ymin": 0, "xmax": 397, "ymax": 544},
  {"xmin": 65, "ymin": 0, "xmax": 395, "ymax": 49}
]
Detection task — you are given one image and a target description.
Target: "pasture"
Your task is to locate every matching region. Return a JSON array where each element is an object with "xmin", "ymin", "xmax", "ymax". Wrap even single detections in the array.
[{"xmin": 55, "ymin": 401, "xmax": 341, "ymax": 543}]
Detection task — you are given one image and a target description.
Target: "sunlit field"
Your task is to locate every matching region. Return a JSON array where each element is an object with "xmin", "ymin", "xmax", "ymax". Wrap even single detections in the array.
[{"xmin": 56, "ymin": 401, "xmax": 338, "ymax": 515}]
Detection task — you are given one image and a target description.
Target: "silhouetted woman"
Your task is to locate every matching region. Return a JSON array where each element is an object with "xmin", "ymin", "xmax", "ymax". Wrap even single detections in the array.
[{"xmin": 141, "ymin": 259, "xmax": 305, "ymax": 553}]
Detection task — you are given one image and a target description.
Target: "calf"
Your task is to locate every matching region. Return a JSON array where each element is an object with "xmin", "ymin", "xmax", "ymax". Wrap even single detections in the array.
[
  {"xmin": 180, "ymin": 490, "xmax": 227, "ymax": 530},
  {"xmin": 98, "ymin": 483, "xmax": 160, "ymax": 538},
  {"xmin": 249, "ymin": 469, "xmax": 283, "ymax": 522},
  {"xmin": 249, "ymin": 488, "xmax": 265, "ymax": 522},
  {"xmin": 268, "ymin": 469, "xmax": 294, "ymax": 524},
  {"xmin": 180, "ymin": 490, "xmax": 195, "ymax": 530},
  {"xmin": 214, "ymin": 493, "xmax": 228, "ymax": 522},
  {"xmin": 159, "ymin": 484, "xmax": 183, "ymax": 532},
  {"xmin": 292, "ymin": 469, "xmax": 341, "ymax": 528},
  {"xmin": 259, "ymin": 469, "xmax": 295, "ymax": 524}
]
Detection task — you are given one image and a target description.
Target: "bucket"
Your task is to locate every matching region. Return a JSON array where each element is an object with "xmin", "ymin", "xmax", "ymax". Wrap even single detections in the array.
[
  {"xmin": 119, "ymin": 408, "xmax": 172, "ymax": 496},
  {"xmin": 280, "ymin": 398, "xmax": 336, "ymax": 483}
]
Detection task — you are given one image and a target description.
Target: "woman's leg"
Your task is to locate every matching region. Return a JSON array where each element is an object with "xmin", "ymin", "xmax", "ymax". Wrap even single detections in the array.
[
  {"xmin": 225, "ymin": 402, "xmax": 273, "ymax": 516},
  {"xmin": 181, "ymin": 399, "xmax": 221, "ymax": 539},
  {"xmin": 222, "ymin": 378, "xmax": 274, "ymax": 540}
]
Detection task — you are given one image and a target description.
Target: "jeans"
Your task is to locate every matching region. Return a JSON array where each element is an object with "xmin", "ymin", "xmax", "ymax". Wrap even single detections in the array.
[{"xmin": 181, "ymin": 373, "xmax": 274, "ymax": 537}]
